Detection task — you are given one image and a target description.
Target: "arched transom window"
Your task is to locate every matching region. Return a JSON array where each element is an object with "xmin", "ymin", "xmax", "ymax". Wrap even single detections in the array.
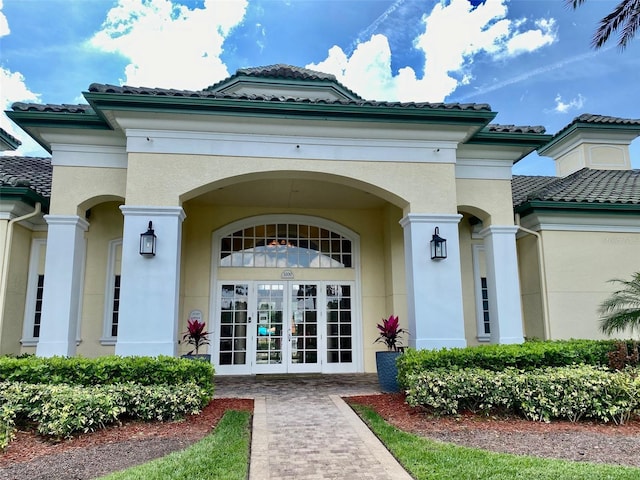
[{"xmin": 219, "ymin": 222, "xmax": 352, "ymax": 268}]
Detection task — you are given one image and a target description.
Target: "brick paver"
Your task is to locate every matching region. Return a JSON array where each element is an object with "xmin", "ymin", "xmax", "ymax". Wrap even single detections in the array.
[{"xmin": 215, "ymin": 374, "xmax": 413, "ymax": 480}]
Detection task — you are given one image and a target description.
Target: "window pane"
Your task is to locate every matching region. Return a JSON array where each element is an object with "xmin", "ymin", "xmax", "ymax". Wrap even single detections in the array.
[{"xmin": 219, "ymin": 222, "xmax": 352, "ymax": 268}]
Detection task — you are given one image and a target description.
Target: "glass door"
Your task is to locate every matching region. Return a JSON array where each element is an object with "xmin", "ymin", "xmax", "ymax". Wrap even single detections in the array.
[
  {"xmin": 253, "ymin": 283, "xmax": 286, "ymax": 374},
  {"xmin": 216, "ymin": 283, "xmax": 250, "ymax": 375},
  {"xmin": 215, "ymin": 281, "xmax": 356, "ymax": 374},
  {"xmin": 289, "ymin": 284, "xmax": 320, "ymax": 373}
]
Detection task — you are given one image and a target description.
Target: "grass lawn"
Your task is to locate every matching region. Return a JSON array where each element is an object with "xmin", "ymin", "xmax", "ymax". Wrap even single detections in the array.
[
  {"xmin": 354, "ymin": 405, "xmax": 640, "ymax": 480},
  {"xmin": 97, "ymin": 410, "xmax": 251, "ymax": 480}
]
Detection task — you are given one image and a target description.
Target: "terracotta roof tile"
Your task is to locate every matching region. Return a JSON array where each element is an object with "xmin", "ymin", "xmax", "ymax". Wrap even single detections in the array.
[
  {"xmin": 512, "ymin": 168, "xmax": 640, "ymax": 207},
  {"xmin": 0, "ymin": 156, "xmax": 52, "ymax": 198}
]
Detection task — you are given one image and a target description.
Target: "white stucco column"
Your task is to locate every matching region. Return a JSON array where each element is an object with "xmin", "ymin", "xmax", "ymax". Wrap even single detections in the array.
[
  {"xmin": 116, "ymin": 206, "xmax": 186, "ymax": 357},
  {"xmin": 36, "ymin": 215, "xmax": 88, "ymax": 357},
  {"xmin": 399, "ymin": 213, "xmax": 466, "ymax": 350},
  {"xmin": 480, "ymin": 225, "xmax": 524, "ymax": 344}
]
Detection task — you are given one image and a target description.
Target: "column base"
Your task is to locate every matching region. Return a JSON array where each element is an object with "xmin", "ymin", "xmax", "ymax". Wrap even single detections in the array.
[
  {"xmin": 36, "ymin": 341, "xmax": 75, "ymax": 357},
  {"xmin": 413, "ymin": 337, "xmax": 467, "ymax": 350},
  {"xmin": 491, "ymin": 335, "xmax": 524, "ymax": 345},
  {"xmin": 115, "ymin": 341, "xmax": 177, "ymax": 357}
]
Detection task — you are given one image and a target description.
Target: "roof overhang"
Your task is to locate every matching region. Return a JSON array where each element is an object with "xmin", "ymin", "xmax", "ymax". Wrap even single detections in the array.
[
  {"xmin": 515, "ymin": 200, "xmax": 640, "ymax": 217},
  {"xmin": 0, "ymin": 186, "xmax": 49, "ymax": 212}
]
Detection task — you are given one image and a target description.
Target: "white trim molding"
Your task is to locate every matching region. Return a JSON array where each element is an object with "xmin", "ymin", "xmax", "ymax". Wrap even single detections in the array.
[
  {"xmin": 51, "ymin": 144, "xmax": 127, "ymax": 168},
  {"xmin": 21, "ymin": 238, "xmax": 47, "ymax": 347},
  {"xmin": 101, "ymin": 238, "xmax": 122, "ymax": 346},
  {"xmin": 471, "ymin": 244, "xmax": 490, "ymax": 342},
  {"xmin": 126, "ymin": 128, "xmax": 458, "ymax": 164}
]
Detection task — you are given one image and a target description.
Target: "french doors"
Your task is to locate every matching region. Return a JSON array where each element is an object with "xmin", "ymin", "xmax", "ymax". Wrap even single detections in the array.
[{"xmin": 214, "ymin": 281, "xmax": 355, "ymax": 374}]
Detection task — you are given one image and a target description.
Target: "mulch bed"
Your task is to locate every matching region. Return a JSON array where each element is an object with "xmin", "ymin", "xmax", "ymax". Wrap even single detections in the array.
[
  {"xmin": 347, "ymin": 393, "xmax": 640, "ymax": 468},
  {"xmin": 0, "ymin": 398, "xmax": 253, "ymax": 480},
  {"xmin": 2, "ymin": 394, "xmax": 640, "ymax": 479}
]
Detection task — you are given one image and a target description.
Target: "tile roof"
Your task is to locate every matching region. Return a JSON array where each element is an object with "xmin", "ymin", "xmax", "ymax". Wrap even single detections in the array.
[
  {"xmin": 11, "ymin": 103, "xmax": 94, "ymax": 114},
  {"xmin": 0, "ymin": 156, "xmax": 52, "ymax": 198},
  {"xmin": 219, "ymin": 64, "xmax": 339, "ymax": 84},
  {"xmin": 486, "ymin": 124, "xmax": 546, "ymax": 134},
  {"xmin": 542, "ymin": 114, "xmax": 640, "ymax": 151},
  {"xmin": 512, "ymin": 168, "xmax": 640, "ymax": 207},
  {"xmin": 0, "ymin": 127, "xmax": 21, "ymax": 150},
  {"xmin": 83, "ymin": 81, "xmax": 493, "ymax": 111}
]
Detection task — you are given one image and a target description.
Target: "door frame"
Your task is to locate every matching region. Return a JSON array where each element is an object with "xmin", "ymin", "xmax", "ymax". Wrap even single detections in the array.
[{"xmin": 212, "ymin": 280, "xmax": 359, "ymax": 375}]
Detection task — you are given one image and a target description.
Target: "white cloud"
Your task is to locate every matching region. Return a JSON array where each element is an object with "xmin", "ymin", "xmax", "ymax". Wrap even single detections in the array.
[
  {"xmin": 0, "ymin": 68, "xmax": 47, "ymax": 156},
  {"xmin": 0, "ymin": 0, "xmax": 9, "ymax": 38},
  {"xmin": 90, "ymin": 0, "xmax": 248, "ymax": 90},
  {"xmin": 309, "ymin": 0, "xmax": 557, "ymax": 102},
  {"xmin": 553, "ymin": 93, "xmax": 585, "ymax": 113}
]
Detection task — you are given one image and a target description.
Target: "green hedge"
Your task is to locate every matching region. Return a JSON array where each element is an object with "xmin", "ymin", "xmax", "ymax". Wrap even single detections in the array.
[
  {"xmin": 405, "ymin": 365, "xmax": 639, "ymax": 424},
  {"xmin": 397, "ymin": 340, "xmax": 618, "ymax": 388},
  {"xmin": 0, "ymin": 356, "xmax": 214, "ymax": 396},
  {"xmin": 0, "ymin": 381, "xmax": 209, "ymax": 443}
]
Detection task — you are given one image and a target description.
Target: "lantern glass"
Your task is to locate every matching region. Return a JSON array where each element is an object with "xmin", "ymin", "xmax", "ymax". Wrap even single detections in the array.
[
  {"xmin": 430, "ymin": 227, "xmax": 447, "ymax": 260},
  {"xmin": 140, "ymin": 221, "xmax": 156, "ymax": 256}
]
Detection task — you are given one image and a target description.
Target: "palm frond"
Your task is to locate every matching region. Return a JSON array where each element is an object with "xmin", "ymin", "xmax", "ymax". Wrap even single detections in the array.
[
  {"xmin": 599, "ymin": 272, "xmax": 640, "ymax": 335},
  {"xmin": 592, "ymin": 0, "xmax": 640, "ymax": 49}
]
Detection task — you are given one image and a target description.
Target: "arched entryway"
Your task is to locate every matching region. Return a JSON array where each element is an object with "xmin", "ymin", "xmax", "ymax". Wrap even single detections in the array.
[{"xmin": 211, "ymin": 215, "xmax": 362, "ymax": 375}]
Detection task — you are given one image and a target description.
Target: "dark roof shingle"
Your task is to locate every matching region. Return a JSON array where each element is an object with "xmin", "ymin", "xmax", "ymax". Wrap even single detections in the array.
[
  {"xmin": 513, "ymin": 168, "xmax": 640, "ymax": 207},
  {"xmin": 0, "ymin": 156, "xmax": 52, "ymax": 198}
]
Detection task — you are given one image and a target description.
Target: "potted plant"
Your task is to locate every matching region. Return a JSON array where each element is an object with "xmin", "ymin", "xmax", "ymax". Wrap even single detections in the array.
[
  {"xmin": 374, "ymin": 314, "xmax": 406, "ymax": 393},
  {"xmin": 181, "ymin": 318, "xmax": 211, "ymax": 362}
]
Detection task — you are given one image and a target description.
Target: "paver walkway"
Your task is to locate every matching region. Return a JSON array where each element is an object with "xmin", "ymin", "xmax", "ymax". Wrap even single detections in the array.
[{"xmin": 215, "ymin": 374, "xmax": 413, "ymax": 480}]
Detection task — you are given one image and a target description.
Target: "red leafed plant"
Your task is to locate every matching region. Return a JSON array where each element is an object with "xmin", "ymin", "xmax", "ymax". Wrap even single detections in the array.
[
  {"xmin": 375, "ymin": 315, "xmax": 406, "ymax": 352},
  {"xmin": 182, "ymin": 318, "xmax": 211, "ymax": 355}
]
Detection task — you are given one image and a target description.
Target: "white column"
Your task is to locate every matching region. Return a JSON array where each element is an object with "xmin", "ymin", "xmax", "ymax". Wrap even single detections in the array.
[
  {"xmin": 480, "ymin": 225, "xmax": 524, "ymax": 344},
  {"xmin": 116, "ymin": 206, "xmax": 185, "ymax": 357},
  {"xmin": 399, "ymin": 214, "xmax": 466, "ymax": 350},
  {"xmin": 36, "ymin": 215, "xmax": 88, "ymax": 357}
]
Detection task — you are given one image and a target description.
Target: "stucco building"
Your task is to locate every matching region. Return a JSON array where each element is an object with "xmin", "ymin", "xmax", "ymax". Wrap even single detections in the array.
[{"xmin": 1, "ymin": 65, "xmax": 638, "ymax": 374}]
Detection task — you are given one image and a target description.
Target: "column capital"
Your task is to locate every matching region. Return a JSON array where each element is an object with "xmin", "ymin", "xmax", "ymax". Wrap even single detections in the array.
[
  {"xmin": 44, "ymin": 214, "xmax": 90, "ymax": 231},
  {"xmin": 399, "ymin": 213, "xmax": 462, "ymax": 228},
  {"xmin": 479, "ymin": 225, "xmax": 519, "ymax": 237},
  {"xmin": 120, "ymin": 205, "xmax": 186, "ymax": 221}
]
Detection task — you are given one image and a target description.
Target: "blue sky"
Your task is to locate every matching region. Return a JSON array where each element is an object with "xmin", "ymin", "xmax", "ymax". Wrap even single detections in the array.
[{"xmin": 1, "ymin": 0, "xmax": 639, "ymax": 175}]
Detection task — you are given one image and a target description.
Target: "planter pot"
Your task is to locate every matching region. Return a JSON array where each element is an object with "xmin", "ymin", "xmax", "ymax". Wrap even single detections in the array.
[
  {"xmin": 375, "ymin": 350, "xmax": 402, "ymax": 393},
  {"xmin": 180, "ymin": 354, "xmax": 212, "ymax": 362}
]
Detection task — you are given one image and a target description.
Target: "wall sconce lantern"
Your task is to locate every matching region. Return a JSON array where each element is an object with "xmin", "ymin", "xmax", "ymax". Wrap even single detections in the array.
[
  {"xmin": 139, "ymin": 221, "xmax": 156, "ymax": 256},
  {"xmin": 430, "ymin": 227, "xmax": 447, "ymax": 260}
]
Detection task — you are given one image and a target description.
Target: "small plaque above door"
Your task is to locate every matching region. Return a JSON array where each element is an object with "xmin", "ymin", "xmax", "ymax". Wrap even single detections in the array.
[{"xmin": 281, "ymin": 270, "xmax": 294, "ymax": 279}]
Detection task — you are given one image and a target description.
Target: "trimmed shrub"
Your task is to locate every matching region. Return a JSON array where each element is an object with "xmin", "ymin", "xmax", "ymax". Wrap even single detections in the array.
[
  {"xmin": 405, "ymin": 365, "xmax": 640, "ymax": 424},
  {"xmin": 0, "ymin": 403, "xmax": 16, "ymax": 451},
  {"xmin": 397, "ymin": 339, "xmax": 618, "ymax": 388},
  {"xmin": 0, "ymin": 356, "xmax": 214, "ymax": 396},
  {"xmin": 0, "ymin": 381, "xmax": 209, "ymax": 440}
]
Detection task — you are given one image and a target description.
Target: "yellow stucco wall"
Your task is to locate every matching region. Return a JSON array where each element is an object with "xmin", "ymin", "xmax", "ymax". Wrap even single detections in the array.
[
  {"xmin": 541, "ymin": 229, "xmax": 640, "ymax": 340},
  {"xmin": 76, "ymin": 201, "xmax": 124, "ymax": 357},
  {"xmin": 49, "ymin": 166, "xmax": 126, "ymax": 215},
  {"xmin": 516, "ymin": 234, "xmax": 546, "ymax": 340},
  {"xmin": 456, "ymin": 178, "xmax": 515, "ymax": 225},
  {"xmin": 1, "ymin": 223, "xmax": 32, "ymax": 355},
  {"xmin": 124, "ymin": 153, "xmax": 458, "ymax": 214}
]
